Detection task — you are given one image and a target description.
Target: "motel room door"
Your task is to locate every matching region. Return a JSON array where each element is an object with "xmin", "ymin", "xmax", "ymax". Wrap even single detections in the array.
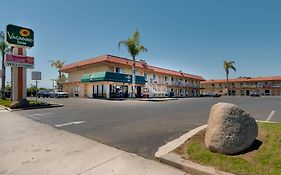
[{"xmin": 136, "ymin": 86, "xmax": 142, "ymax": 98}]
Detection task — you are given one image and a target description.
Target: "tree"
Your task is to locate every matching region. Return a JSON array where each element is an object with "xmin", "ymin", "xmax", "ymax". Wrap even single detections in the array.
[
  {"xmin": 27, "ymin": 84, "xmax": 38, "ymax": 97},
  {"xmin": 223, "ymin": 60, "xmax": 236, "ymax": 95},
  {"xmin": 118, "ymin": 30, "xmax": 147, "ymax": 98},
  {"xmin": 49, "ymin": 60, "xmax": 66, "ymax": 90},
  {"xmin": 0, "ymin": 31, "xmax": 10, "ymax": 99},
  {"xmin": 55, "ymin": 74, "xmax": 67, "ymax": 89}
]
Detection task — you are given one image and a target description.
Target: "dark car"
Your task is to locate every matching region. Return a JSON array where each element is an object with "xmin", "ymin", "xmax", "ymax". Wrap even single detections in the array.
[{"xmin": 37, "ymin": 90, "xmax": 50, "ymax": 98}]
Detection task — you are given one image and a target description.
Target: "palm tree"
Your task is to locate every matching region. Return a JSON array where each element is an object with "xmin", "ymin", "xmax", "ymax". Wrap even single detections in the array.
[
  {"xmin": 118, "ymin": 30, "xmax": 147, "ymax": 98},
  {"xmin": 0, "ymin": 31, "xmax": 10, "ymax": 99},
  {"xmin": 49, "ymin": 60, "xmax": 65, "ymax": 90},
  {"xmin": 223, "ymin": 60, "xmax": 236, "ymax": 95}
]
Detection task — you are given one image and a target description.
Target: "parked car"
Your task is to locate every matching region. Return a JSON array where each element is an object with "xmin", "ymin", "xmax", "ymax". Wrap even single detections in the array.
[
  {"xmin": 250, "ymin": 91, "xmax": 260, "ymax": 97},
  {"xmin": 49, "ymin": 90, "xmax": 69, "ymax": 98},
  {"xmin": 204, "ymin": 92, "xmax": 221, "ymax": 98},
  {"xmin": 0, "ymin": 91, "xmax": 11, "ymax": 98},
  {"xmin": 37, "ymin": 90, "xmax": 50, "ymax": 98}
]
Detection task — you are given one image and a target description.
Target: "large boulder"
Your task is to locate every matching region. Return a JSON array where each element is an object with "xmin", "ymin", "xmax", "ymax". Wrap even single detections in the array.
[
  {"xmin": 10, "ymin": 99, "xmax": 30, "ymax": 109},
  {"xmin": 205, "ymin": 102, "xmax": 258, "ymax": 154}
]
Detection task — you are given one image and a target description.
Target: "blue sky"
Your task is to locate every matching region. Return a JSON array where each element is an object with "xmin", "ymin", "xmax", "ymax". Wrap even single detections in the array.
[{"xmin": 1, "ymin": 0, "xmax": 281, "ymax": 88}]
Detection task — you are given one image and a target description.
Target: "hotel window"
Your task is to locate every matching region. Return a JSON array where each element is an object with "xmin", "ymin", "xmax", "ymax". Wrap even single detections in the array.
[
  {"xmin": 116, "ymin": 67, "xmax": 122, "ymax": 73},
  {"xmin": 153, "ymin": 74, "xmax": 156, "ymax": 80},
  {"xmin": 265, "ymin": 90, "xmax": 270, "ymax": 96},
  {"xmin": 164, "ymin": 76, "xmax": 167, "ymax": 82},
  {"xmin": 144, "ymin": 73, "xmax": 148, "ymax": 80},
  {"xmin": 75, "ymin": 86, "xmax": 79, "ymax": 93},
  {"xmin": 171, "ymin": 77, "xmax": 174, "ymax": 82}
]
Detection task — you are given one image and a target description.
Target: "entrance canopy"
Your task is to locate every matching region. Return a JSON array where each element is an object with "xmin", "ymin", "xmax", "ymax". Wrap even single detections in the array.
[{"xmin": 81, "ymin": 71, "xmax": 146, "ymax": 84}]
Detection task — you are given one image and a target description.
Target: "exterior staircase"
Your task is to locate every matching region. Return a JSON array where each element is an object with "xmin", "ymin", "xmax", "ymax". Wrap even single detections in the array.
[{"xmin": 145, "ymin": 81, "xmax": 166, "ymax": 97}]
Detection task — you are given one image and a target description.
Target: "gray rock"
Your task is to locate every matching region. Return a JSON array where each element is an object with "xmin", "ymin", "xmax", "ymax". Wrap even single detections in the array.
[
  {"xmin": 205, "ymin": 102, "xmax": 258, "ymax": 154},
  {"xmin": 10, "ymin": 99, "xmax": 30, "ymax": 109}
]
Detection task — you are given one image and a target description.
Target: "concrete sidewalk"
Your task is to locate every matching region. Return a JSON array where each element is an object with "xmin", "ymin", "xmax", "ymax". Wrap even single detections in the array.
[{"xmin": 0, "ymin": 112, "xmax": 186, "ymax": 175}]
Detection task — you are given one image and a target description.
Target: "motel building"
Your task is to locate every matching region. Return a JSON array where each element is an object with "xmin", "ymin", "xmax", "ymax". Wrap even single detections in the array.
[
  {"xmin": 60, "ymin": 54, "xmax": 205, "ymax": 98},
  {"xmin": 200, "ymin": 76, "xmax": 281, "ymax": 96}
]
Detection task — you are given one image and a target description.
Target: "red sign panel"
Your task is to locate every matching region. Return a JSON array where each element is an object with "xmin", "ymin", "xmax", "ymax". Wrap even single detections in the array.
[{"xmin": 4, "ymin": 54, "xmax": 34, "ymax": 69}]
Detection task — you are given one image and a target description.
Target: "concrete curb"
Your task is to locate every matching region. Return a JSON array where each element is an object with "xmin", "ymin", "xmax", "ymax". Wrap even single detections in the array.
[
  {"xmin": 10, "ymin": 104, "xmax": 63, "ymax": 111},
  {"xmin": 0, "ymin": 104, "xmax": 12, "ymax": 111},
  {"xmin": 0, "ymin": 103, "xmax": 63, "ymax": 112},
  {"xmin": 256, "ymin": 119, "xmax": 281, "ymax": 124},
  {"xmin": 155, "ymin": 124, "xmax": 235, "ymax": 175},
  {"xmin": 155, "ymin": 120, "xmax": 281, "ymax": 175},
  {"xmin": 155, "ymin": 124, "xmax": 207, "ymax": 158},
  {"xmin": 160, "ymin": 152, "xmax": 234, "ymax": 175}
]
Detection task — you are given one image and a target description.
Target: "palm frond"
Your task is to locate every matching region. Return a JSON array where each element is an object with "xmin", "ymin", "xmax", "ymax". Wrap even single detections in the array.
[
  {"xmin": 0, "ymin": 31, "xmax": 4, "ymax": 41},
  {"xmin": 138, "ymin": 45, "xmax": 147, "ymax": 52},
  {"xmin": 118, "ymin": 30, "xmax": 147, "ymax": 59},
  {"xmin": 49, "ymin": 60, "xmax": 65, "ymax": 69},
  {"xmin": 118, "ymin": 40, "xmax": 128, "ymax": 50},
  {"xmin": 131, "ymin": 30, "xmax": 140, "ymax": 45},
  {"xmin": 223, "ymin": 60, "xmax": 236, "ymax": 72},
  {"xmin": 0, "ymin": 42, "xmax": 9, "ymax": 54}
]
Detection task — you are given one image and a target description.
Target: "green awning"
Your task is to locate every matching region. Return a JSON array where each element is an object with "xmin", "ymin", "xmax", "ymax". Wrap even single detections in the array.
[{"xmin": 81, "ymin": 71, "xmax": 146, "ymax": 84}]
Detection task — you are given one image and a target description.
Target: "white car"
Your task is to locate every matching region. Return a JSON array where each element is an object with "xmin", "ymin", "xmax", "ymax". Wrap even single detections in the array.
[
  {"xmin": 49, "ymin": 90, "xmax": 69, "ymax": 98},
  {"xmin": 250, "ymin": 91, "xmax": 260, "ymax": 97}
]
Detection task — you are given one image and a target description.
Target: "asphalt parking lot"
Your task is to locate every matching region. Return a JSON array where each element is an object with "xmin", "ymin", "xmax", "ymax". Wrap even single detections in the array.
[{"xmin": 16, "ymin": 96, "xmax": 281, "ymax": 159}]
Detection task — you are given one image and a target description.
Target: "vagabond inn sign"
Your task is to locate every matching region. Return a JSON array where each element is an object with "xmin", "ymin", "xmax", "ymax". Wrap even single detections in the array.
[{"xmin": 6, "ymin": 24, "xmax": 34, "ymax": 48}]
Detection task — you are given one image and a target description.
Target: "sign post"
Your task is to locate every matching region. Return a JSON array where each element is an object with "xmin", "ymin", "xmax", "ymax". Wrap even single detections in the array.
[
  {"xmin": 5, "ymin": 24, "xmax": 34, "ymax": 101},
  {"xmin": 32, "ymin": 71, "xmax": 41, "ymax": 103}
]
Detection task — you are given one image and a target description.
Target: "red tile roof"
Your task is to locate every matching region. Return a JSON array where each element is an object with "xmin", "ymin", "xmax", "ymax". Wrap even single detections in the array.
[
  {"xmin": 60, "ymin": 54, "xmax": 205, "ymax": 81},
  {"xmin": 201, "ymin": 76, "xmax": 281, "ymax": 84}
]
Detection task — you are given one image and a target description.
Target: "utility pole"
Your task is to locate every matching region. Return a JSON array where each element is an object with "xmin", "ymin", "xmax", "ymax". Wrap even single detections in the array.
[{"xmin": 35, "ymin": 80, "xmax": 38, "ymax": 103}]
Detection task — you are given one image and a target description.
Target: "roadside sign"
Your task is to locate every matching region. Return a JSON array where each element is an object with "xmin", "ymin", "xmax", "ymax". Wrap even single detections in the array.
[
  {"xmin": 6, "ymin": 24, "xmax": 34, "ymax": 48},
  {"xmin": 4, "ymin": 54, "xmax": 34, "ymax": 69},
  {"xmin": 32, "ymin": 71, "xmax": 41, "ymax": 80}
]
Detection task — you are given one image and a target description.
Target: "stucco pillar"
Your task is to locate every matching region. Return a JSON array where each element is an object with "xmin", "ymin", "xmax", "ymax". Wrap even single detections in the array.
[
  {"xmin": 105, "ymin": 84, "xmax": 110, "ymax": 99},
  {"xmin": 11, "ymin": 47, "xmax": 27, "ymax": 101}
]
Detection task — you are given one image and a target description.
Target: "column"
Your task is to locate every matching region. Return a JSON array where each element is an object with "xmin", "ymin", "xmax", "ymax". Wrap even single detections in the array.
[
  {"xmin": 11, "ymin": 47, "xmax": 27, "ymax": 101},
  {"xmin": 105, "ymin": 84, "xmax": 110, "ymax": 99}
]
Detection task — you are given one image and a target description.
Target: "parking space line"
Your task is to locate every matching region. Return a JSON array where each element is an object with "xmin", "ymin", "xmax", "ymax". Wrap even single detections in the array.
[
  {"xmin": 55, "ymin": 121, "xmax": 86, "ymax": 127},
  {"xmin": 266, "ymin": 110, "xmax": 276, "ymax": 121},
  {"xmin": 32, "ymin": 112, "xmax": 53, "ymax": 116}
]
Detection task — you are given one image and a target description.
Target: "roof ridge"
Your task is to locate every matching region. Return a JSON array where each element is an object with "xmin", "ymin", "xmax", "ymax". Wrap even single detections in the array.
[
  {"xmin": 105, "ymin": 54, "xmax": 203, "ymax": 78},
  {"xmin": 202, "ymin": 76, "xmax": 281, "ymax": 83},
  {"xmin": 61, "ymin": 54, "xmax": 205, "ymax": 80}
]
